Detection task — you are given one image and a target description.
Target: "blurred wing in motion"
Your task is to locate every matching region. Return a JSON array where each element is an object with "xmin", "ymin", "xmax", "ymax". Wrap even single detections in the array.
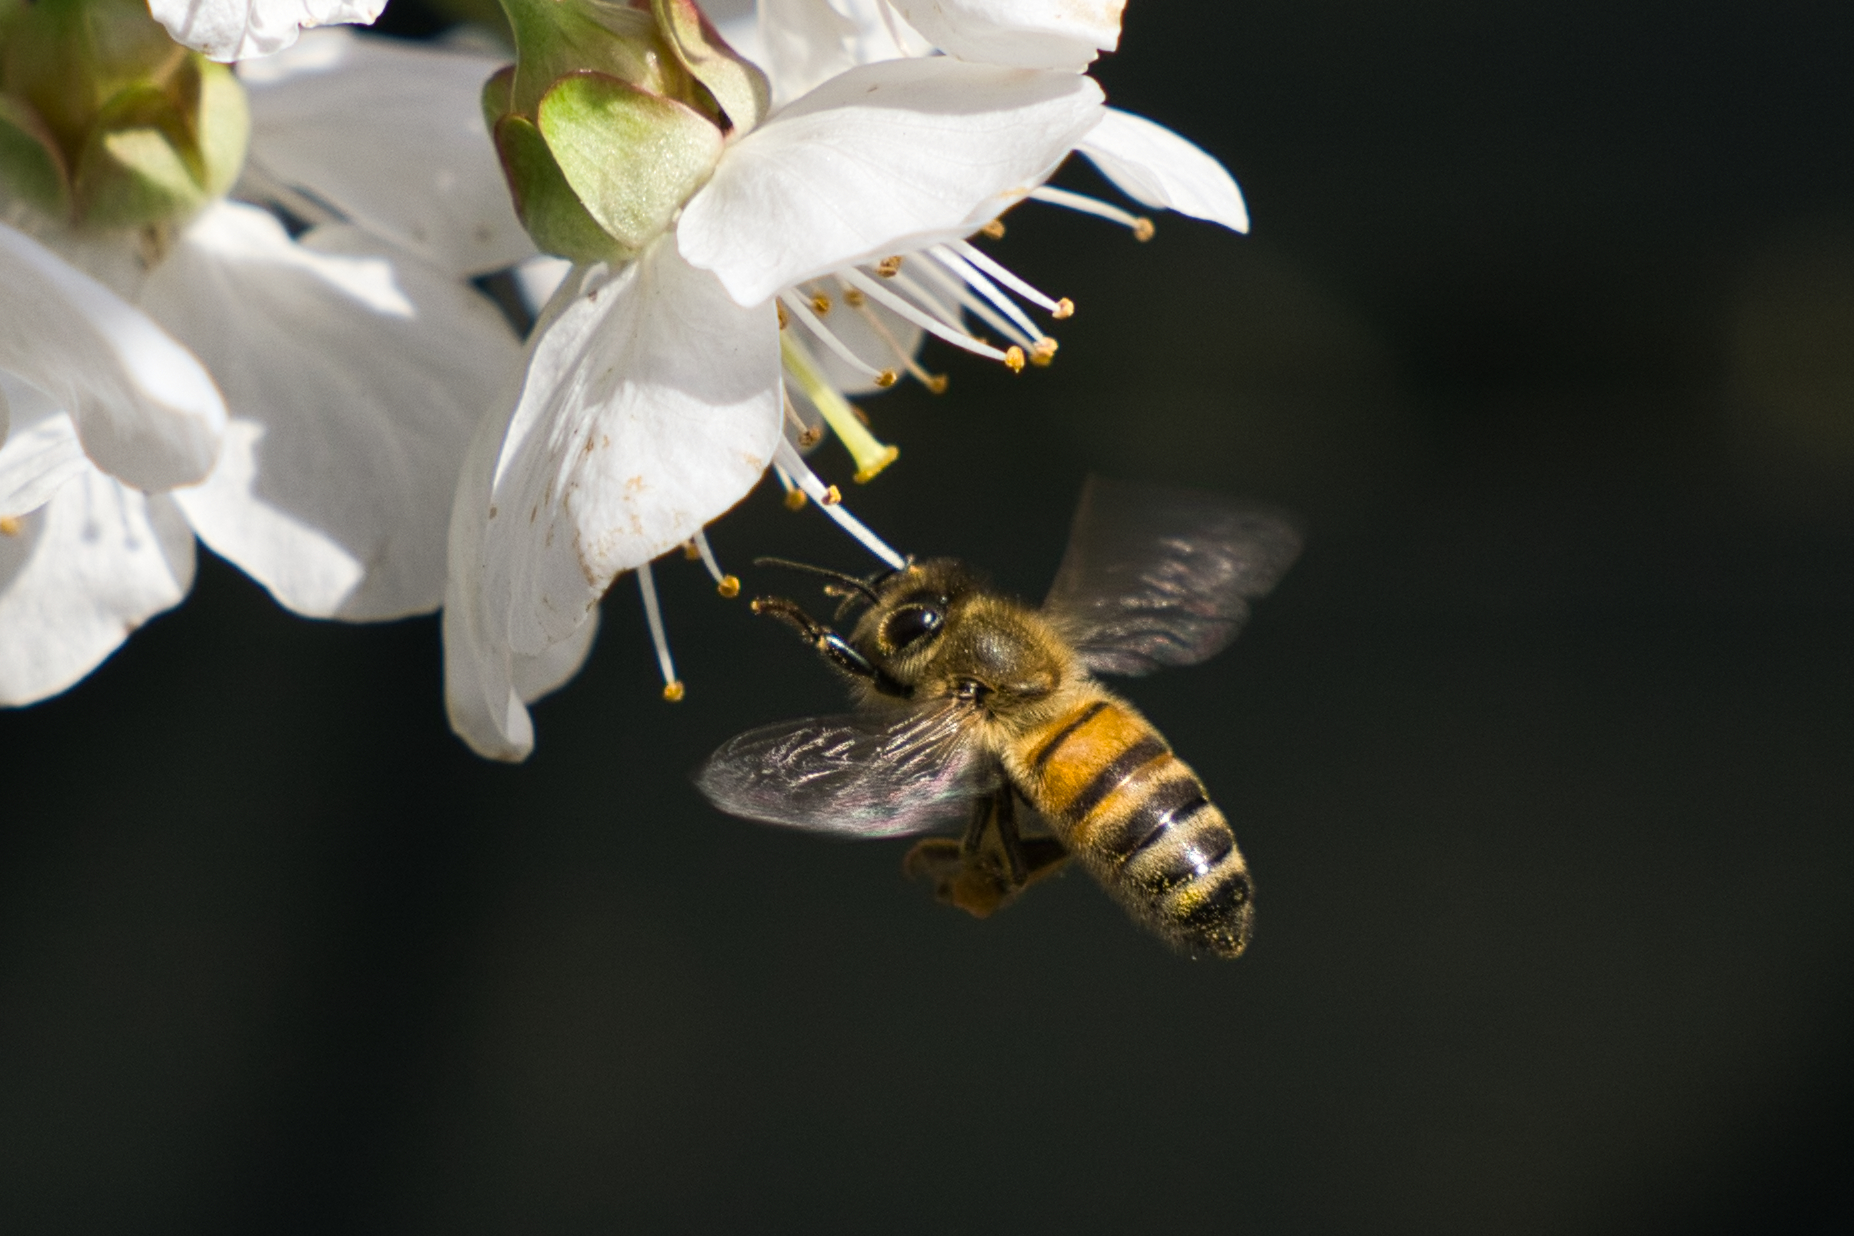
[
  {"xmin": 1043, "ymin": 476, "xmax": 1302, "ymax": 677},
  {"xmin": 695, "ymin": 703, "xmax": 998, "ymax": 838}
]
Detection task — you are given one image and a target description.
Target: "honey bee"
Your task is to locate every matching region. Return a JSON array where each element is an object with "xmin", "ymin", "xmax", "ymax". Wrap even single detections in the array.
[{"xmin": 696, "ymin": 477, "xmax": 1301, "ymax": 957}]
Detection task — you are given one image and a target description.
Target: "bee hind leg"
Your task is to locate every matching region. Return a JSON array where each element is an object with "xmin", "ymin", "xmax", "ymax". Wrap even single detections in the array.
[{"xmin": 904, "ymin": 790, "xmax": 1068, "ymax": 919}]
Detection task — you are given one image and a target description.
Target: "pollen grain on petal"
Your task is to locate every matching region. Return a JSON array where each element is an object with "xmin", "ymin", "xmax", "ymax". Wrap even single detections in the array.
[{"xmin": 1, "ymin": 517, "xmax": 22, "ymax": 537}]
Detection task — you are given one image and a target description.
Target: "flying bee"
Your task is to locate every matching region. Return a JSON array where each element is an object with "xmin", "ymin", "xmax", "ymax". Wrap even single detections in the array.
[{"xmin": 695, "ymin": 477, "xmax": 1301, "ymax": 957}]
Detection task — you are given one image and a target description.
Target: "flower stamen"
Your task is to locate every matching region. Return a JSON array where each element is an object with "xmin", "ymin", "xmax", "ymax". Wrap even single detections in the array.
[
  {"xmin": 780, "ymin": 331, "xmax": 899, "ymax": 482},
  {"xmin": 689, "ymin": 529, "xmax": 741, "ymax": 598},
  {"xmin": 774, "ymin": 439, "xmax": 907, "ymax": 569},
  {"xmin": 909, "ymin": 260, "xmax": 1037, "ymax": 350},
  {"xmin": 779, "ymin": 292, "xmax": 896, "ymax": 389},
  {"xmin": 1029, "ymin": 186, "xmax": 1155, "ymax": 241},
  {"xmin": 636, "ymin": 561, "xmax": 684, "ymax": 701},
  {"xmin": 774, "ymin": 463, "xmax": 809, "ymax": 510},
  {"xmin": 782, "ymin": 387, "xmax": 824, "ymax": 449},
  {"xmin": 839, "ymin": 267, "xmax": 1019, "ymax": 369},
  {"xmin": 833, "ymin": 276, "xmax": 950, "ymax": 393},
  {"xmin": 927, "ymin": 245, "xmax": 1050, "ymax": 348}
]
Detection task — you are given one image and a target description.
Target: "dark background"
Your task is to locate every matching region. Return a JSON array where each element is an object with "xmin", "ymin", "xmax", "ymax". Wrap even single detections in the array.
[{"xmin": 4, "ymin": 1, "xmax": 1853, "ymax": 1231}]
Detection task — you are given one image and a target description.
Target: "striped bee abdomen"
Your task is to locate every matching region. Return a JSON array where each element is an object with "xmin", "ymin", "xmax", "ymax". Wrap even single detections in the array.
[{"xmin": 1018, "ymin": 695, "xmax": 1254, "ymax": 958}]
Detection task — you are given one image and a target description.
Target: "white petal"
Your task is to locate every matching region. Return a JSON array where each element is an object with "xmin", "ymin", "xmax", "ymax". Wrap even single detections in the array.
[
  {"xmin": 143, "ymin": 203, "xmax": 521, "ymax": 620},
  {"xmin": 679, "ymin": 58, "xmax": 1104, "ymax": 306},
  {"xmin": 0, "ymin": 377, "xmax": 88, "ymax": 519},
  {"xmin": 755, "ymin": 0, "xmax": 926, "ymax": 106},
  {"xmin": 480, "ymin": 241, "xmax": 781, "ymax": 656},
  {"xmin": 888, "ymin": 0, "xmax": 1121, "ymax": 69},
  {"xmin": 0, "ymin": 470, "xmax": 194, "ymax": 707},
  {"xmin": 0, "ymin": 222, "xmax": 225, "ymax": 492},
  {"xmin": 151, "ymin": 0, "xmax": 387, "ymax": 63},
  {"xmin": 1078, "ymin": 109, "xmax": 1250, "ymax": 233},
  {"xmin": 443, "ymin": 321, "xmax": 601, "ymax": 764},
  {"xmin": 240, "ymin": 30, "xmax": 536, "ymax": 277}
]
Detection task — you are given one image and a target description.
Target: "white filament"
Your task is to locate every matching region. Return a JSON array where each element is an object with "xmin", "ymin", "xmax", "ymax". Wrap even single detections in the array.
[
  {"xmin": 773, "ymin": 439, "xmax": 907, "ymax": 569},
  {"xmin": 636, "ymin": 562, "xmax": 678, "ymax": 689}
]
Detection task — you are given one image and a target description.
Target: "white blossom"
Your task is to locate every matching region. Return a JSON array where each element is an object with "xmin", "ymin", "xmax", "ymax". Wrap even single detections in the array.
[
  {"xmin": 0, "ymin": 31, "xmax": 526, "ymax": 705},
  {"xmin": 445, "ymin": 55, "xmax": 1104, "ymax": 759}
]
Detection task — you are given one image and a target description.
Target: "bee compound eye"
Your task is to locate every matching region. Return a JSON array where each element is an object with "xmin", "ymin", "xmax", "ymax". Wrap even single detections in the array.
[{"xmin": 882, "ymin": 604, "xmax": 943, "ymax": 650}]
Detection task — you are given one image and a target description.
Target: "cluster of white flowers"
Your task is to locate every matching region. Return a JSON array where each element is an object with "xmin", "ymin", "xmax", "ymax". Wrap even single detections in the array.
[{"xmin": 1, "ymin": 0, "xmax": 1250, "ymax": 761}]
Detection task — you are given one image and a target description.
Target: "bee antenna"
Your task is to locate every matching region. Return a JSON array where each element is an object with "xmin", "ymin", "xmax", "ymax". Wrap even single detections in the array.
[{"xmin": 752, "ymin": 557, "xmax": 882, "ymax": 605}]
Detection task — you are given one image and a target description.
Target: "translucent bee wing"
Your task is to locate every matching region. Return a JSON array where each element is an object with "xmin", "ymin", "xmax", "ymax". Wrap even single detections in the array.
[
  {"xmin": 1042, "ymin": 476, "xmax": 1302, "ymax": 677},
  {"xmin": 694, "ymin": 703, "xmax": 999, "ymax": 838}
]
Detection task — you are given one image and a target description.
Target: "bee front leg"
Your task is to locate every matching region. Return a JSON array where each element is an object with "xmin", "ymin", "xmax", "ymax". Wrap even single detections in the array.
[
  {"xmin": 750, "ymin": 596, "xmax": 907, "ymax": 695},
  {"xmin": 904, "ymin": 790, "xmax": 1068, "ymax": 919}
]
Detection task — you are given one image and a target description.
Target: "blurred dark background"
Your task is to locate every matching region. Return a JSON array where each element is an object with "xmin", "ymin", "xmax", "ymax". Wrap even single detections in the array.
[{"xmin": 4, "ymin": 1, "xmax": 1853, "ymax": 1231}]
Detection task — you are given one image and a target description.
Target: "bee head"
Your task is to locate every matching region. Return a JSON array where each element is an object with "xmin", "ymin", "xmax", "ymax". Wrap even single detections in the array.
[{"xmin": 852, "ymin": 560, "xmax": 1061, "ymax": 705}]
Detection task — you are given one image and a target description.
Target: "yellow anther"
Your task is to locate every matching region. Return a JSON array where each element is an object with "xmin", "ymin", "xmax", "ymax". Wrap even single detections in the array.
[
  {"xmin": 1132, "ymin": 217, "xmax": 1156, "ymax": 242},
  {"xmin": 874, "ymin": 369, "xmax": 898, "ymax": 388},
  {"xmin": 811, "ymin": 292, "xmax": 832, "ymax": 315},
  {"xmin": 798, "ymin": 426, "xmax": 823, "ymax": 448},
  {"xmin": 776, "ymin": 301, "xmax": 789, "ymax": 329},
  {"xmin": 1030, "ymin": 337, "xmax": 1058, "ymax": 367},
  {"xmin": 843, "ymin": 287, "xmax": 866, "ymax": 307},
  {"xmin": 1003, "ymin": 346, "xmax": 1026, "ymax": 373},
  {"xmin": 661, "ymin": 680, "xmax": 686, "ymax": 702},
  {"xmin": 853, "ymin": 445, "xmax": 901, "ymax": 484},
  {"xmin": 980, "ymin": 219, "xmax": 1006, "ymax": 239},
  {"xmin": 717, "ymin": 574, "xmax": 741, "ymax": 599},
  {"xmin": 1052, "ymin": 297, "xmax": 1075, "ymax": 320},
  {"xmin": 784, "ymin": 488, "xmax": 809, "ymax": 510},
  {"xmin": 875, "ymin": 255, "xmax": 904, "ymax": 277},
  {"xmin": 681, "ymin": 540, "xmax": 701, "ymax": 560},
  {"xmin": 924, "ymin": 374, "xmax": 949, "ymax": 394},
  {"xmin": 0, "ymin": 516, "xmax": 19, "ymax": 537},
  {"xmin": 823, "ymin": 485, "xmax": 842, "ymax": 505}
]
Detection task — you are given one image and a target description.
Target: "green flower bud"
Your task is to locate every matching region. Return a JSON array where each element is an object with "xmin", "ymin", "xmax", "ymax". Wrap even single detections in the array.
[
  {"xmin": 487, "ymin": 0, "xmax": 770, "ymax": 263},
  {"xmin": 0, "ymin": 0, "xmax": 248, "ymax": 230}
]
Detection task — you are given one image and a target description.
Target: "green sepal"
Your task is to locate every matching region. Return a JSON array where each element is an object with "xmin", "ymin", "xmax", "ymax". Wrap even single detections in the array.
[
  {"xmin": 649, "ymin": 0, "xmax": 769, "ymax": 134},
  {"xmin": 0, "ymin": 95, "xmax": 70, "ymax": 217},
  {"xmin": 535, "ymin": 70, "xmax": 722, "ymax": 253},
  {"xmin": 496, "ymin": 0, "xmax": 693, "ymax": 120},
  {"xmin": 190, "ymin": 59, "xmax": 249, "ymax": 199},
  {"xmin": 71, "ymin": 82, "xmax": 206, "ymax": 227},
  {"xmin": 493, "ymin": 112, "xmax": 630, "ymax": 264},
  {"xmin": 482, "ymin": 64, "xmax": 516, "ymax": 136}
]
